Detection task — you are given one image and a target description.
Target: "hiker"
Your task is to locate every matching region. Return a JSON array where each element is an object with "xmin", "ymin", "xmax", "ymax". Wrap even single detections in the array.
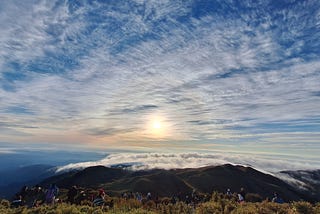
[
  {"xmin": 93, "ymin": 188, "xmax": 106, "ymax": 206},
  {"xmin": 192, "ymin": 189, "xmax": 200, "ymax": 204},
  {"xmin": 18, "ymin": 186, "xmax": 28, "ymax": 201},
  {"xmin": 177, "ymin": 191, "xmax": 183, "ymax": 201},
  {"xmin": 122, "ymin": 192, "xmax": 128, "ymax": 200},
  {"xmin": 11, "ymin": 195, "xmax": 23, "ymax": 208},
  {"xmin": 67, "ymin": 185, "xmax": 78, "ymax": 204},
  {"xmin": 192, "ymin": 189, "xmax": 196, "ymax": 198},
  {"xmin": 238, "ymin": 193, "xmax": 244, "ymax": 203},
  {"xmin": 238, "ymin": 187, "xmax": 246, "ymax": 203},
  {"xmin": 129, "ymin": 191, "xmax": 134, "ymax": 199},
  {"xmin": 45, "ymin": 183, "xmax": 59, "ymax": 205},
  {"xmin": 185, "ymin": 195, "xmax": 191, "ymax": 204},
  {"xmin": 98, "ymin": 188, "xmax": 106, "ymax": 199},
  {"xmin": 226, "ymin": 188, "xmax": 232, "ymax": 196},
  {"xmin": 135, "ymin": 192, "xmax": 142, "ymax": 202},
  {"xmin": 171, "ymin": 195, "xmax": 177, "ymax": 204},
  {"xmin": 29, "ymin": 185, "xmax": 45, "ymax": 207},
  {"xmin": 147, "ymin": 192, "xmax": 152, "ymax": 201},
  {"xmin": 272, "ymin": 192, "xmax": 284, "ymax": 204}
]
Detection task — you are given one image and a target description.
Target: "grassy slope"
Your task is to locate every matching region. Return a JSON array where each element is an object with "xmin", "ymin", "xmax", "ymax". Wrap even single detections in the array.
[
  {"xmin": 1, "ymin": 194, "xmax": 320, "ymax": 214},
  {"xmin": 39, "ymin": 164, "xmax": 308, "ymax": 201}
]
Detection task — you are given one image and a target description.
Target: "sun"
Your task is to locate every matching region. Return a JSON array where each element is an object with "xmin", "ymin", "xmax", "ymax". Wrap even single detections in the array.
[
  {"xmin": 146, "ymin": 115, "xmax": 168, "ymax": 137},
  {"xmin": 153, "ymin": 120, "xmax": 161, "ymax": 129},
  {"xmin": 151, "ymin": 119, "xmax": 163, "ymax": 136}
]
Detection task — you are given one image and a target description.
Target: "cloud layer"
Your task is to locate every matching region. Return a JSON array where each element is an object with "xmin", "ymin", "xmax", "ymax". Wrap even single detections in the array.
[
  {"xmin": 57, "ymin": 152, "xmax": 320, "ymax": 174},
  {"xmin": 0, "ymin": 0, "xmax": 319, "ymax": 159}
]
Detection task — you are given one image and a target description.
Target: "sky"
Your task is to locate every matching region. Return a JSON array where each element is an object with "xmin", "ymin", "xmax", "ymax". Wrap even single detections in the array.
[{"xmin": 0, "ymin": 0, "xmax": 320, "ymax": 163}]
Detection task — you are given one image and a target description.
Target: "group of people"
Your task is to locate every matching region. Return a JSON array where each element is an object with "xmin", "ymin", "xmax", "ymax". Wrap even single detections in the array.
[
  {"xmin": 120, "ymin": 190, "xmax": 206, "ymax": 207},
  {"xmin": 226, "ymin": 187, "xmax": 284, "ymax": 204},
  {"xmin": 11, "ymin": 184, "xmax": 284, "ymax": 208},
  {"xmin": 121, "ymin": 191, "xmax": 152, "ymax": 202},
  {"xmin": 169, "ymin": 190, "xmax": 205, "ymax": 205},
  {"xmin": 11, "ymin": 183, "xmax": 59, "ymax": 208},
  {"xmin": 11, "ymin": 184, "xmax": 111, "ymax": 208}
]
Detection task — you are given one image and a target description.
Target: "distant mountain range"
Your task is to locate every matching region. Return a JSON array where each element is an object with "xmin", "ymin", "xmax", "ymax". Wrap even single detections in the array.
[
  {"xmin": 0, "ymin": 164, "xmax": 56, "ymax": 199},
  {"xmin": 38, "ymin": 164, "xmax": 320, "ymax": 202},
  {"xmin": 279, "ymin": 169, "xmax": 320, "ymax": 202},
  {"xmin": 0, "ymin": 150, "xmax": 105, "ymax": 199}
]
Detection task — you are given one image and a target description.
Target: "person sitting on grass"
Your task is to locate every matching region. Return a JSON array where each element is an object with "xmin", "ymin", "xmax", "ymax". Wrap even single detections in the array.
[
  {"xmin": 30, "ymin": 185, "xmax": 45, "ymax": 207},
  {"xmin": 93, "ymin": 188, "xmax": 106, "ymax": 206},
  {"xmin": 11, "ymin": 195, "xmax": 23, "ymax": 208},
  {"xmin": 238, "ymin": 187, "xmax": 246, "ymax": 203},
  {"xmin": 272, "ymin": 192, "xmax": 284, "ymax": 204}
]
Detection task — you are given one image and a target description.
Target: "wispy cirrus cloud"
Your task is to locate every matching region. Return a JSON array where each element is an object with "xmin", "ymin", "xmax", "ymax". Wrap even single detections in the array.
[{"xmin": 0, "ymin": 0, "xmax": 319, "ymax": 159}]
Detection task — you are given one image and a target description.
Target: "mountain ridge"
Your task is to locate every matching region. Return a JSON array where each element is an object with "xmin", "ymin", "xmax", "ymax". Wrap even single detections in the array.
[{"xmin": 38, "ymin": 164, "xmax": 319, "ymax": 202}]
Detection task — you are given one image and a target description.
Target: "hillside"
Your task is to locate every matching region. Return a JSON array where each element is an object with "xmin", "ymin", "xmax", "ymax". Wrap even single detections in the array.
[{"xmin": 39, "ymin": 164, "xmax": 313, "ymax": 202}]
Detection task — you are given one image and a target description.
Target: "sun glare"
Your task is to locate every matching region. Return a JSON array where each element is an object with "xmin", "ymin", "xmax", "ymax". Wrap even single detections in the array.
[
  {"xmin": 153, "ymin": 120, "xmax": 161, "ymax": 129},
  {"xmin": 146, "ymin": 114, "xmax": 169, "ymax": 138}
]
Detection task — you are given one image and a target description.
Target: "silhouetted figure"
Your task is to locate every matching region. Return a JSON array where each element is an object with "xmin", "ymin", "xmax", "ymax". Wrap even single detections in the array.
[
  {"xmin": 19, "ymin": 186, "xmax": 28, "ymax": 201},
  {"xmin": 11, "ymin": 195, "xmax": 23, "ymax": 208},
  {"xmin": 93, "ymin": 189, "xmax": 106, "ymax": 206},
  {"xmin": 135, "ymin": 192, "xmax": 142, "ymax": 202},
  {"xmin": 45, "ymin": 183, "xmax": 59, "ymax": 205},
  {"xmin": 122, "ymin": 192, "xmax": 128, "ymax": 200},
  {"xmin": 99, "ymin": 188, "xmax": 106, "ymax": 199},
  {"xmin": 67, "ymin": 185, "xmax": 78, "ymax": 204},
  {"xmin": 171, "ymin": 195, "xmax": 177, "ymax": 204},
  {"xmin": 30, "ymin": 185, "xmax": 45, "ymax": 207},
  {"xmin": 272, "ymin": 192, "xmax": 284, "ymax": 204},
  {"xmin": 185, "ymin": 195, "xmax": 191, "ymax": 204},
  {"xmin": 147, "ymin": 192, "xmax": 152, "ymax": 201},
  {"xmin": 129, "ymin": 191, "xmax": 134, "ymax": 199},
  {"xmin": 192, "ymin": 189, "xmax": 196, "ymax": 198},
  {"xmin": 238, "ymin": 187, "xmax": 246, "ymax": 203},
  {"xmin": 177, "ymin": 191, "xmax": 183, "ymax": 201},
  {"xmin": 226, "ymin": 188, "xmax": 232, "ymax": 196}
]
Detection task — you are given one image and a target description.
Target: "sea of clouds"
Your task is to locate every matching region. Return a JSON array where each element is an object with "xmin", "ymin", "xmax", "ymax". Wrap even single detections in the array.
[{"xmin": 56, "ymin": 152, "xmax": 320, "ymax": 174}]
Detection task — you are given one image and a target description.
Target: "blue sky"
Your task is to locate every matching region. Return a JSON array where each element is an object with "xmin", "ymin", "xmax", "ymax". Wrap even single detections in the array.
[{"xmin": 0, "ymin": 0, "xmax": 319, "ymax": 160}]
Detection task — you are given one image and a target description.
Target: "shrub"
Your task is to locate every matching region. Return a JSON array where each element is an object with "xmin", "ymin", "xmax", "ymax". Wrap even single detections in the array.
[
  {"xmin": 80, "ymin": 199, "xmax": 92, "ymax": 206},
  {"xmin": 0, "ymin": 199, "xmax": 10, "ymax": 209},
  {"xmin": 0, "ymin": 194, "xmax": 319, "ymax": 214},
  {"xmin": 245, "ymin": 193, "xmax": 263, "ymax": 202},
  {"xmin": 292, "ymin": 201, "xmax": 315, "ymax": 214},
  {"xmin": 196, "ymin": 201, "xmax": 223, "ymax": 214},
  {"xmin": 143, "ymin": 200, "xmax": 156, "ymax": 210},
  {"xmin": 211, "ymin": 191, "xmax": 224, "ymax": 202},
  {"xmin": 224, "ymin": 201, "xmax": 237, "ymax": 213},
  {"xmin": 79, "ymin": 205, "xmax": 92, "ymax": 213},
  {"xmin": 56, "ymin": 204, "xmax": 82, "ymax": 214},
  {"xmin": 255, "ymin": 201, "xmax": 291, "ymax": 214}
]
